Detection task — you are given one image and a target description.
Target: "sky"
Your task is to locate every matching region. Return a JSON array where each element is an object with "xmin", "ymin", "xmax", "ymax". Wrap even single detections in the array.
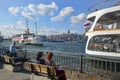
[{"xmin": 0, "ymin": 0, "xmax": 103, "ymax": 37}]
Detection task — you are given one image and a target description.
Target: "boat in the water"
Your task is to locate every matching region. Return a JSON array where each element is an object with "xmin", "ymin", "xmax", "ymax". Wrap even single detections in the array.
[
  {"xmin": 23, "ymin": 35, "xmax": 45, "ymax": 46},
  {"xmin": 85, "ymin": 0, "xmax": 120, "ymax": 57},
  {"xmin": 12, "ymin": 18, "xmax": 43, "ymax": 46}
]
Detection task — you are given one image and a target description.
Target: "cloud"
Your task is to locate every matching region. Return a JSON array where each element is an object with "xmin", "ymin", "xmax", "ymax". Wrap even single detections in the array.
[
  {"xmin": 37, "ymin": 26, "xmax": 58, "ymax": 35},
  {"xmin": 0, "ymin": 21, "xmax": 26, "ymax": 37},
  {"xmin": 28, "ymin": 4, "xmax": 37, "ymax": 14},
  {"xmin": 8, "ymin": 7, "xmax": 20, "ymax": 15},
  {"xmin": 21, "ymin": 11, "xmax": 37, "ymax": 20},
  {"xmin": 51, "ymin": 7, "xmax": 74, "ymax": 22},
  {"xmin": 37, "ymin": 2, "xmax": 58, "ymax": 16},
  {"xmin": 70, "ymin": 13, "xmax": 86, "ymax": 24},
  {"xmin": 16, "ymin": 20, "xmax": 26, "ymax": 29},
  {"xmin": 0, "ymin": 22, "xmax": 78, "ymax": 37},
  {"xmin": 8, "ymin": 2, "xmax": 58, "ymax": 20}
]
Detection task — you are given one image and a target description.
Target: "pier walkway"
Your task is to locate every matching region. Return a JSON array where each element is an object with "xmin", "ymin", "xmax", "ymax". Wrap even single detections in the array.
[
  {"xmin": 0, "ymin": 68, "xmax": 72, "ymax": 80},
  {"xmin": 0, "ymin": 69, "xmax": 30, "ymax": 80},
  {"xmin": 0, "ymin": 61, "xmax": 30, "ymax": 80}
]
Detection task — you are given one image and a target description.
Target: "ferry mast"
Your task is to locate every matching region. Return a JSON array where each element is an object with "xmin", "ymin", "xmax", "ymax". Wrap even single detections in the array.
[
  {"xmin": 35, "ymin": 21, "xmax": 38, "ymax": 35},
  {"xmin": 25, "ymin": 18, "xmax": 30, "ymax": 34}
]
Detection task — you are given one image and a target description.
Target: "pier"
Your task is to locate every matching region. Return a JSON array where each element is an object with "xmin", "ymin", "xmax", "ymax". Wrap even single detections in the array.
[{"xmin": 0, "ymin": 48, "xmax": 120, "ymax": 80}]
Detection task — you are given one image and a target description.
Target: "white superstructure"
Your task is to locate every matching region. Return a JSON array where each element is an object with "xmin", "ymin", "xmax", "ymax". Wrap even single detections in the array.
[
  {"xmin": 29, "ymin": 35, "xmax": 46, "ymax": 46},
  {"xmin": 85, "ymin": 0, "xmax": 120, "ymax": 57}
]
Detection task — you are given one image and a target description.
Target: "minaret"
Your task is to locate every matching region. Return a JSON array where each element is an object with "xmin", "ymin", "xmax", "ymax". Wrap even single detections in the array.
[
  {"xmin": 25, "ymin": 18, "xmax": 30, "ymax": 34},
  {"xmin": 68, "ymin": 30, "xmax": 70, "ymax": 34}
]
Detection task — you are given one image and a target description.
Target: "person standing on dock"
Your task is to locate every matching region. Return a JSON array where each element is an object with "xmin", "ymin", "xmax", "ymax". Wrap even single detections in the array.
[{"xmin": 9, "ymin": 42, "xmax": 17, "ymax": 57}]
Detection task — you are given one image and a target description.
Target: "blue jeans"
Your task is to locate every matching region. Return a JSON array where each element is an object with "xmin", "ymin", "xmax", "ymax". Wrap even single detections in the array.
[{"xmin": 10, "ymin": 53, "xmax": 16, "ymax": 57}]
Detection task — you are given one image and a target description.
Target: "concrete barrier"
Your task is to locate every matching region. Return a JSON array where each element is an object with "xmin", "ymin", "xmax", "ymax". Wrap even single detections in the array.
[
  {"xmin": 3, "ymin": 64, "xmax": 21, "ymax": 72},
  {"xmin": 64, "ymin": 69, "xmax": 111, "ymax": 80},
  {"xmin": 29, "ymin": 69, "xmax": 111, "ymax": 80},
  {"xmin": 30, "ymin": 74, "xmax": 50, "ymax": 80}
]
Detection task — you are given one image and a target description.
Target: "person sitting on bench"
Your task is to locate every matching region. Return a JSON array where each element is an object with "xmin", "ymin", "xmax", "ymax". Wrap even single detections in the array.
[
  {"xmin": 45, "ymin": 52, "xmax": 66, "ymax": 80},
  {"xmin": 36, "ymin": 51, "xmax": 45, "ymax": 64}
]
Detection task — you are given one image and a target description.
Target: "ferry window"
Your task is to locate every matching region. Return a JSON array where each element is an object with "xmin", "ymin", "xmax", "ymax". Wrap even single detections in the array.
[
  {"xmin": 88, "ymin": 35, "xmax": 120, "ymax": 53},
  {"xmin": 95, "ymin": 11, "xmax": 120, "ymax": 30},
  {"xmin": 93, "ymin": 22, "xmax": 114, "ymax": 30}
]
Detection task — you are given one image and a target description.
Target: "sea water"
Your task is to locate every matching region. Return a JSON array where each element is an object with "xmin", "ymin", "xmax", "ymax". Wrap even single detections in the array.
[{"xmin": 0, "ymin": 40, "xmax": 86, "ymax": 54}]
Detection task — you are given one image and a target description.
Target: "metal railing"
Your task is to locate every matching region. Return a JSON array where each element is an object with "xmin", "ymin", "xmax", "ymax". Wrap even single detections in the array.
[
  {"xmin": 88, "ymin": 0, "xmax": 120, "ymax": 13},
  {"xmin": 82, "ymin": 56, "xmax": 120, "ymax": 79},
  {"xmin": 0, "ymin": 48, "xmax": 120, "ymax": 79},
  {"xmin": 0, "ymin": 47, "xmax": 8, "ymax": 55}
]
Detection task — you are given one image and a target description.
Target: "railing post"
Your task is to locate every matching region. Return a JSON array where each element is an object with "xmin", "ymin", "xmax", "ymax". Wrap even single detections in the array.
[
  {"xmin": 80, "ymin": 55, "xmax": 83, "ymax": 73},
  {"xmin": 115, "ymin": 62, "xmax": 116, "ymax": 73},
  {"xmin": 110, "ymin": 61, "xmax": 112, "ymax": 72}
]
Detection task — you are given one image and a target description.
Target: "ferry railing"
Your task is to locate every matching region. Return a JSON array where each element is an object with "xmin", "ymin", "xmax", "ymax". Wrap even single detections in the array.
[{"xmin": 88, "ymin": 0, "xmax": 120, "ymax": 14}]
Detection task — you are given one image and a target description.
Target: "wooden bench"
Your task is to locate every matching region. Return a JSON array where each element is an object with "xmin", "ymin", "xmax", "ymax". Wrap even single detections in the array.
[
  {"xmin": 3, "ymin": 55, "xmax": 23, "ymax": 65},
  {"xmin": 0, "ymin": 55, "xmax": 5, "ymax": 63},
  {"xmin": 0, "ymin": 55, "xmax": 12, "ymax": 64},
  {"xmin": 2, "ymin": 55, "xmax": 23, "ymax": 72},
  {"xmin": 23, "ymin": 62, "xmax": 65, "ymax": 80}
]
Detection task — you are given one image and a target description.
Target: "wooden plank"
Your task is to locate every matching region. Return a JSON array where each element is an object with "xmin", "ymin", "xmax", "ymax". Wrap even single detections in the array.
[
  {"xmin": 23, "ymin": 62, "xmax": 32, "ymax": 71},
  {"xmin": 4, "ymin": 56, "xmax": 10, "ymax": 63},
  {"xmin": 31, "ymin": 63, "xmax": 41, "ymax": 73},
  {"xmin": 40, "ymin": 64, "xmax": 48, "ymax": 74}
]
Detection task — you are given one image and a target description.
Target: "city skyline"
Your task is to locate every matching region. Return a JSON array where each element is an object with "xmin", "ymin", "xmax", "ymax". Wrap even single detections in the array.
[{"xmin": 0, "ymin": 0, "xmax": 102, "ymax": 37}]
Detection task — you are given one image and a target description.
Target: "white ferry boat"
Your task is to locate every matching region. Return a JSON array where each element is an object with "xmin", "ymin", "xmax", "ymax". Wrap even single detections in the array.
[
  {"xmin": 26, "ymin": 35, "xmax": 45, "ymax": 46},
  {"xmin": 12, "ymin": 19, "xmax": 43, "ymax": 46},
  {"xmin": 12, "ymin": 24, "xmax": 35, "ymax": 44},
  {"xmin": 85, "ymin": 0, "xmax": 120, "ymax": 57}
]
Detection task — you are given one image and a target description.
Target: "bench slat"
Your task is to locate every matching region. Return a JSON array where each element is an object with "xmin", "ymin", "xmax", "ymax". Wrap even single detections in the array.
[
  {"xmin": 23, "ymin": 62, "xmax": 32, "ymax": 71},
  {"xmin": 4, "ymin": 56, "xmax": 10, "ymax": 64},
  {"xmin": 31, "ymin": 63, "xmax": 41, "ymax": 73}
]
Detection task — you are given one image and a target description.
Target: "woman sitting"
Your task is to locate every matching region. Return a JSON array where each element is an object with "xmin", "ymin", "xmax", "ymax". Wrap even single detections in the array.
[
  {"xmin": 36, "ymin": 51, "xmax": 45, "ymax": 64},
  {"xmin": 45, "ymin": 52, "xmax": 66, "ymax": 80}
]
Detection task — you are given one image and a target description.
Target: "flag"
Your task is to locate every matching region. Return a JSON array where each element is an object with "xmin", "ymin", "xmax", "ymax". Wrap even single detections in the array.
[{"xmin": 84, "ymin": 22, "xmax": 90, "ymax": 26}]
